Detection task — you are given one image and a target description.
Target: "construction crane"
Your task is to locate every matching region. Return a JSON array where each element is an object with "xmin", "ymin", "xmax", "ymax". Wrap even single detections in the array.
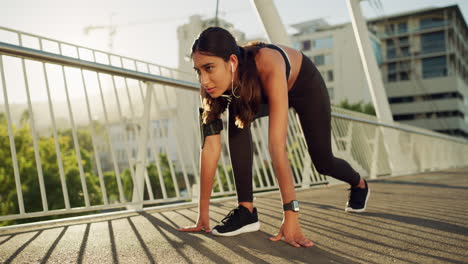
[
  {"xmin": 84, "ymin": 0, "xmax": 224, "ymax": 52},
  {"xmin": 83, "ymin": 13, "xmax": 118, "ymax": 51},
  {"xmin": 83, "ymin": 13, "xmax": 189, "ymax": 52}
]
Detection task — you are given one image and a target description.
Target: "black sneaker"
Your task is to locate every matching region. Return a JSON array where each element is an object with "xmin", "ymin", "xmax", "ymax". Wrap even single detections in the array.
[
  {"xmin": 345, "ymin": 180, "xmax": 370, "ymax": 213},
  {"xmin": 212, "ymin": 205, "xmax": 260, "ymax": 236}
]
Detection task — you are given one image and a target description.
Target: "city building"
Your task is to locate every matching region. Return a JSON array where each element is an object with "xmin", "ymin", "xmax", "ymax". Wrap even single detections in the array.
[
  {"xmin": 176, "ymin": 5, "xmax": 467, "ymax": 140},
  {"xmin": 368, "ymin": 5, "xmax": 468, "ymax": 138},
  {"xmin": 99, "ymin": 118, "xmax": 177, "ymax": 172},
  {"xmin": 290, "ymin": 19, "xmax": 380, "ymax": 105}
]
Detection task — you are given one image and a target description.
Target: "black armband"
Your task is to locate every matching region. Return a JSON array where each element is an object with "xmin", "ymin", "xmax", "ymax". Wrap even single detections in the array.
[{"xmin": 199, "ymin": 108, "xmax": 223, "ymax": 149}]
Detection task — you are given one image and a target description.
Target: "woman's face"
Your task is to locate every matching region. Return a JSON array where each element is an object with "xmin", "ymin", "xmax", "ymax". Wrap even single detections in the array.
[{"xmin": 192, "ymin": 52, "xmax": 235, "ymax": 98}]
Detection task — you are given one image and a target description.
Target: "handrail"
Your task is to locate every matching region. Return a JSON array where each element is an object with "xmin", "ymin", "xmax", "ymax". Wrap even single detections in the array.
[
  {"xmin": 1, "ymin": 41, "xmax": 466, "ymax": 144},
  {"xmin": 0, "ymin": 26, "xmax": 193, "ymax": 78},
  {"xmin": 331, "ymin": 112, "xmax": 468, "ymax": 144},
  {"xmin": 0, "ymin": 41, "xmax": 199, "ymax": 91}
]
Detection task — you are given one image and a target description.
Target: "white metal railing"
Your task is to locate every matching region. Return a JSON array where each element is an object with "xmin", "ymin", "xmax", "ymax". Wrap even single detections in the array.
[{"xmin": 0, "ymin": 26, "xmax": 467, "ymax": 225}]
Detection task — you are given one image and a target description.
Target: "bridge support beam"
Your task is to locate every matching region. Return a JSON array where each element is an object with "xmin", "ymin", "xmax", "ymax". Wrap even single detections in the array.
[
  {"xmin": 346, "ymin": 0, "xmax": 393, "ymax": 122},
  {"xmin": 250, "ymin": 0, "xmax": 292, "ymax": 46}
]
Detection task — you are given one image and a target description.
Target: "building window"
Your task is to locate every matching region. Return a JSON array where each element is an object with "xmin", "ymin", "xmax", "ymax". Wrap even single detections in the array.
[
  {"xmin": 314, "ymin": 55, "xmax": 325, "ymax": 65},
  {"xmin": 421, "ymin": 31, "xmax": 445, "ymax": 53},
  {"xmin": 422, "ymin": 56, "xmax": 447, "ymax": 78},
  {"xmin": 327, "ymin": 70, "xmax": 334, "ymax": 82},
  {"xmin": 397, "ymin": 22, "xmax": 408, "ymax": 34},
  {"xmin": 420, "ymin": 17, "xmax": 446, "ymax": 30},
  {"xmin": 302, "ymin": 40, "xmax": 311, "ymax": 51},
  {"xmin": 313, "ymin": 37, "xmax": 333, "ymax": 49},
  {"xmin": 393, "ymin": 114, "xmax": 415, "ymax": 121},
  {"xmin": 389, "ymin": 96, "xmax": 414, "ymax": 103},
  {"xmin": 387, "ymin": 49, "xmax": 397, "ymax": 59},
  {"xmin": 388, "ymin": 73, "xmax": 397, "ymax": 82},
  {"xmin": 401, "ymin": 47, "xmax": 410, "ymax": 56},
  {"xmin": 400, "ymin": 72, "xmax": 409, "ymax": 81},
  {"xmin": 398, "ymin": 36, "xmax": 409, "ymax": 46},
  {"xmin": 386, "ymin": 39, "xmax": 394, "ymax": 48}
]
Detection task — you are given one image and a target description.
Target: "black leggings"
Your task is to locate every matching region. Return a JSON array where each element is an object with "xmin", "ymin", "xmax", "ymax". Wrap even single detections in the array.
[{"xmin": 228, "ymin": 54, "xmax": 361, "ymax": 202}]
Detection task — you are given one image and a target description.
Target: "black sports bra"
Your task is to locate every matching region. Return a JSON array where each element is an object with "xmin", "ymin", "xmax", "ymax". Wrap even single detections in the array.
[{"xmin": 264, "ymin": 44, "xmax": 291, "ymax": 81}]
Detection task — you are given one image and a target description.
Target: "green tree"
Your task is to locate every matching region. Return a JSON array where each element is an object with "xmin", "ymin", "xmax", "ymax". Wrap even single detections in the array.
[
  {"xmin": 0, "ymin": 111, "xmax": 102, "ymax": 226},
  {"xmin": 145, "ymin": 154, "xmax": 178, "ymax": 199},
  {"xmin": 337, "ymin": 99, "xmax": 376, "ymax": 116},
  {"xmin": 0, "ymin": 110, "xmax": 195, "ymax": 226},
  {"xmin": 102, "ymin": 153, "xmax": 183, "ymax": 203}
]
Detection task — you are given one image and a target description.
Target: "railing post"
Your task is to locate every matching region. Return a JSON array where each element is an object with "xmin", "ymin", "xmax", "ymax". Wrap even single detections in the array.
[
  {"xmin": 130, "ymin": 82, "xmax": 153, "ymax": 210},
  {"xmin": 301, "ymin": 158, "xmax": 312, "ymax": 189},
  {"xmin": 369, "ymin": 127, "xmax": 380, "ymax": 179}
]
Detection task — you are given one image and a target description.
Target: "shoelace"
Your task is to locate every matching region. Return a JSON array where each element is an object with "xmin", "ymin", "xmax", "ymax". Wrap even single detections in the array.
[{"xmin": 221, "ymin": 208, "xmax": 239, "ymax": 224}]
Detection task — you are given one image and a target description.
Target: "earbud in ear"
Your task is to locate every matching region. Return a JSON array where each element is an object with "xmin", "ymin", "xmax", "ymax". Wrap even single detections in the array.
[{"xmin": 231, "ymin": 62, "xmax": 234, "ymax": 73}]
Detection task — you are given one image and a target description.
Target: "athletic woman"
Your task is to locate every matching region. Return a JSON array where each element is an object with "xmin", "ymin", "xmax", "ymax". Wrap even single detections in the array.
[{"xmin": 179, "ymin": 27, "xmax": 370, "ymax": 248}]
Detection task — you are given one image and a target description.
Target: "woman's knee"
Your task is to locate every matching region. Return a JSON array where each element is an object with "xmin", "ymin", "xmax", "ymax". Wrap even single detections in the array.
[{"xmin": 313, "ymin": 157, "xmax": 334, "ymax": 175}]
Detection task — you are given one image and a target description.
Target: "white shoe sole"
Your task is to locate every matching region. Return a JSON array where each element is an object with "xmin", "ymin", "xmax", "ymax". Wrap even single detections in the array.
[
  {"xmin": 345, "ymin": 188, "xmax": 370, "ymax": 213},
  {"xmin": 212, "ymin": 221, "xmax": 260, "ymax": 237}
]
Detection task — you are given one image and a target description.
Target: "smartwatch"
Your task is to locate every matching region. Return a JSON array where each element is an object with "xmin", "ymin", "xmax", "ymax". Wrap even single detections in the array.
[{"xmin": 283, "ymin": 200, "xmax": 300, "ymax": 212}]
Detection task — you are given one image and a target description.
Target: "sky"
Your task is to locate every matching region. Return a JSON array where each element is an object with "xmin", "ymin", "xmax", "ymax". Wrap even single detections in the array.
[{"xmin": 0, "ymin": 0, "xmax": 467, "ymax": 69}]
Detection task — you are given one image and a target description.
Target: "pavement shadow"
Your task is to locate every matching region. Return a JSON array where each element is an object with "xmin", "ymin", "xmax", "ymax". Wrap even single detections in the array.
[
  {"xmin": 40, "ymin": 226, "xmax": 68, "ymax": 264},
  {"xmin": 377, "ymin": 180, "xmax": 468, "ymax": 190},
  {"xmin": 360, "ymin": 211, "xmax": 468, "ymax": 236},
  {"xmin": 2, "ymin": 230, "xmax": 43, "ymax": 264},
  {"xmin": 139, "ymin": 211, "xmax": 233, "ymax": 263},
  {"xmin": 144, "ymin": 210, "xmax": 359, "ymax": 264}
]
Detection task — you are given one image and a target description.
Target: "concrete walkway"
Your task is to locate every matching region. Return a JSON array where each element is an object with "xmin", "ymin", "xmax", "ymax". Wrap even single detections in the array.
[{"xmin": 0, "ymin": 167, "xmax": 467, "ymax": 263}]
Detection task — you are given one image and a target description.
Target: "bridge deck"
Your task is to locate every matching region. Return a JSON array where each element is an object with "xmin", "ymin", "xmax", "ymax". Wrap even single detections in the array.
[{"xmin": 1, "ymin": 168, "xmax": 467, "ymax": 264}]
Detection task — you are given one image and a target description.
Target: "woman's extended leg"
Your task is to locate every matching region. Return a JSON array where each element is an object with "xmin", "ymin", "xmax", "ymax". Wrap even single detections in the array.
[
  {"xmin": 289, "ymin": 59, "xmax": 360, "ymax": 186},
  {"xmin": 288, "ymin": 55, "xmax": 369, "ymax": 212}
]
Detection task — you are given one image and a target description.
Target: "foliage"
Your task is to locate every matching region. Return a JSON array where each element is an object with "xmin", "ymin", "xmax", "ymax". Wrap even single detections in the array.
[
  {"xmin": 0, "ymin": 111, "xmax": 185, "ymax": 226},
  {"xmin": 337, "ymin": 99, "xmax": 376, "ymax": 116}
]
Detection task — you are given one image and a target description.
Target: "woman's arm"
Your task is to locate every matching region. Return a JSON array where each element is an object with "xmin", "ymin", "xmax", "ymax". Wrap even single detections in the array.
[
  {"xmin": 256, "ymin": 48, "xmax": 296, "ymax": 211},
  {"xmin": 199, "ymin": 134, "xmax": 221, "ymax": 215},
  {"xmin": 256, "ymin": 48, "xmax": 313, "ymax": 247},
  {"xmin": 179, "ymin": 133, "xmax": 221, "ymax": 232}
]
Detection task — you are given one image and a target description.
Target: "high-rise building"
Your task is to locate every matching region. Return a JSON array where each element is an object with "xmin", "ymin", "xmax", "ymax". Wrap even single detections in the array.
[
  {"xmin": 290, "ymin": 19, "xmax": 379, "ymax": 105},
  {"xmin": 177, "ymin": 5, "xmax": 467, "ymax": 140},
  {"xmin": 368, "ymin": 5, "xmax": 468, "ymax": 138}
]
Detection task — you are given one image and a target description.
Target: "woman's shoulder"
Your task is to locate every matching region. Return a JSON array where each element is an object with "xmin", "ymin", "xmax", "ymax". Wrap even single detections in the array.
[{"xmin": 255, "ymin": 47, "xmax": 286, "ymax": 73}]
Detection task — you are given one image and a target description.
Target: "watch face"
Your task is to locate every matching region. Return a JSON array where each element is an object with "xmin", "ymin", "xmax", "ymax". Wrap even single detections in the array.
[{"xmin": 293, "ymin": 200, "xmax": 300, "ymax": 211}]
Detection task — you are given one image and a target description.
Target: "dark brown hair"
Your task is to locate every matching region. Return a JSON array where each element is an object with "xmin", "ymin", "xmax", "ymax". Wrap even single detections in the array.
[{"xmin": 192, "ymin": 27, "xmax": 264, "ymax": 128}]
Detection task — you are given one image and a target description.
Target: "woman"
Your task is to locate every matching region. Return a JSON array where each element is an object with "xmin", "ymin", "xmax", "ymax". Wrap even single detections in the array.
[{"xmin": 179, "ymin": 27, "xmax": 369, "ymax": 248}]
